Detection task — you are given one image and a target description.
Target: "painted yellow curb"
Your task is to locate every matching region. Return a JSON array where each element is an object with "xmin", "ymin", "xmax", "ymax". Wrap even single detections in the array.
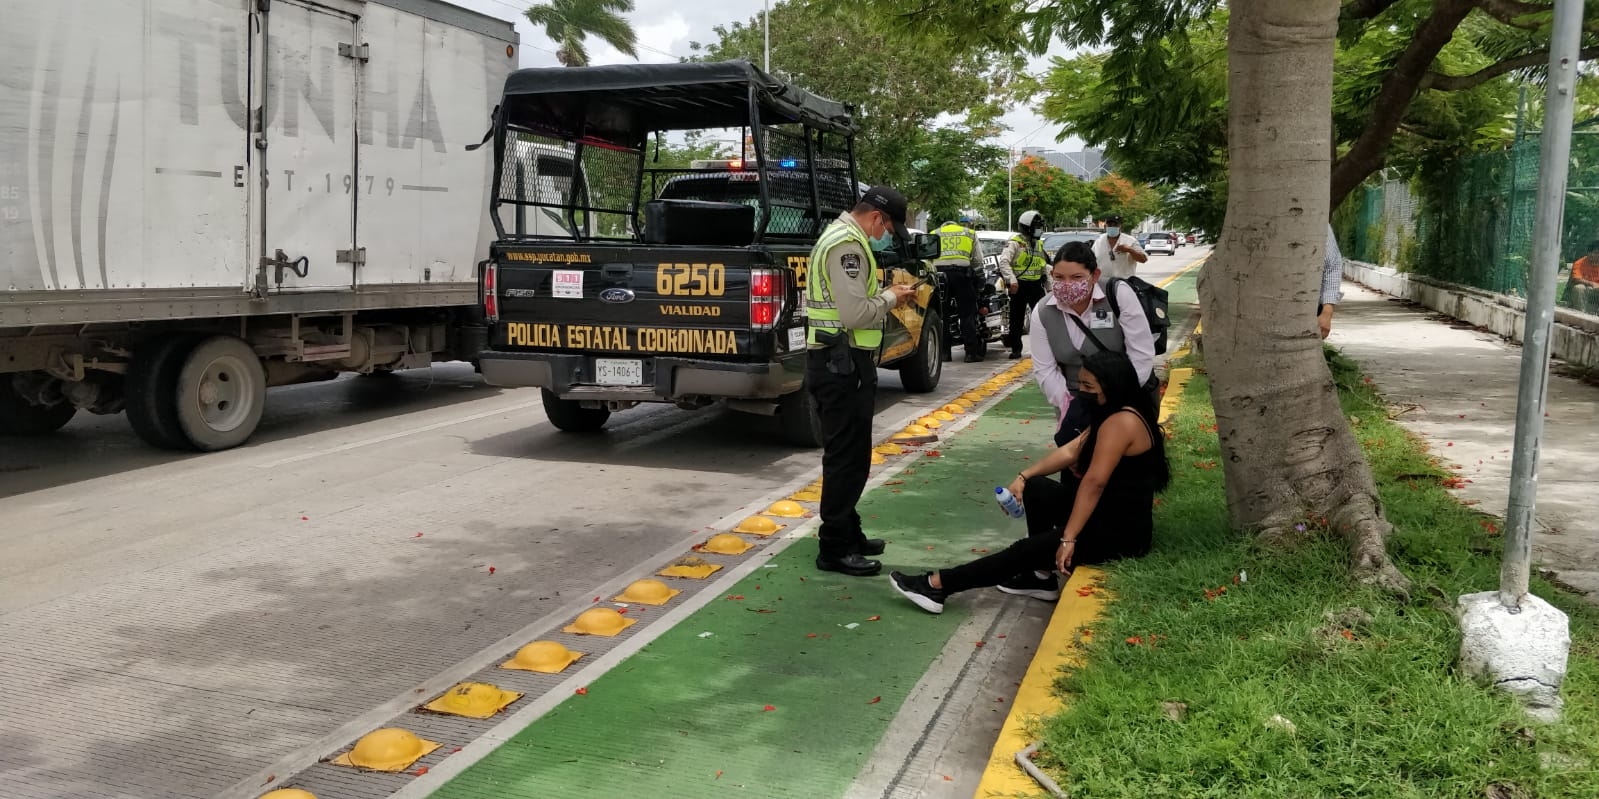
[
  {"xmin": 972, "ymin": 364, "xmax": 1196, "ymax": 798},
  {"xmin": 1155, "ymin": 254, "xmax": 1208, "ymax": 289},
  {"xmin": 973, "ymin": 567, "xmax": 1107, "ymax": 798}
]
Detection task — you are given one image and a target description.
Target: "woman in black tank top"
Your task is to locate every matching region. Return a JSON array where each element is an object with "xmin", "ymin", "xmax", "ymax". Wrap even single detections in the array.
[{"xmin": 890, "ymin": 350, "xmax": 1171, "ymax": 614}]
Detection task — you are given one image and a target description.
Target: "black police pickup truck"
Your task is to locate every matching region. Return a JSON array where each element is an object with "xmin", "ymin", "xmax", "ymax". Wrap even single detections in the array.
[{"xmin": 475, "ymin": 61, "xmax": 942, "ymax": 445}]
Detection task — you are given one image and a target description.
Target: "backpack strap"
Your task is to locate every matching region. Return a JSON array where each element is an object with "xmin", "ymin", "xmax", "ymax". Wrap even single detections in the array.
[{"xmin": 1104, "ymin": 277, "xmax": 1124, "ymax": 319}]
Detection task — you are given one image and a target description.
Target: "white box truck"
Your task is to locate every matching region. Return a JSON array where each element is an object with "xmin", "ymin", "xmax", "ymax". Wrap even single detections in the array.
[{"xmin": 0, "ymin": 0, "xmax": 522, "ymax": 450}]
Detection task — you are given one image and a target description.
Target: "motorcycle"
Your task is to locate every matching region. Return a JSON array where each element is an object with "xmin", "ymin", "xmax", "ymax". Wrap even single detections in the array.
[{"xmin": 935, "ymin": 256, "xmax": 1010, "ymax": 360}]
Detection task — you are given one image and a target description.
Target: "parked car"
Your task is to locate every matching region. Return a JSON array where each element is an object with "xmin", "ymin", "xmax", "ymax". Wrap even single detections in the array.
[
  {"xmin": 1146, "ymin": 232, "xmax": 1178, "ymax": 256},
  {"xmin": 1042, "ymin": 229, "xmax": 1102, "ymax": 259}
]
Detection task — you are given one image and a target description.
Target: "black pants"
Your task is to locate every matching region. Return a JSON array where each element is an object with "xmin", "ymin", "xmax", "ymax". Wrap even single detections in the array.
[
  {"xmin": 1004, "ymin": 279, "xmax": 1046, "ymax": 352},
  {"xmin": 806, "ymin": 348, "xmax": 877, "ymax": 560},
  {"xmin": 939, "ymin": 474, "xmax": 1151, "ymax": 594},
  {"xmin": 939, "ymin": 265, "xmax": 983, "ymax": 356}
]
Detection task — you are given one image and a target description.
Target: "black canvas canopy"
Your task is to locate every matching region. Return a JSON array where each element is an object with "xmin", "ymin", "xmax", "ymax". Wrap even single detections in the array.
[{"xmin": 498, "ymin": 60, "xmax": 856, "ymax": 147}]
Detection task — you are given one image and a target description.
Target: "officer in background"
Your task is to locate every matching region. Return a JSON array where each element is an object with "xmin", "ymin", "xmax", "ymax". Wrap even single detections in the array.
[
  {"xmin": 806, "ymin": 186, "xmax": 918, "ymax": 577},
  {"xmin": 933, "ymin": 216, "xmax": 986, "ymax": 362},
  {"xmin": 1000, "ymin": 209, "xmax": 1049, "ymax": 360}
]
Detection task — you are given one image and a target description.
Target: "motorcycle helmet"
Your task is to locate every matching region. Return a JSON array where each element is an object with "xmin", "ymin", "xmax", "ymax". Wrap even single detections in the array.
[{"xmin": 1017, "ymin": 210, "xmax": 1044, "ymax": 238}]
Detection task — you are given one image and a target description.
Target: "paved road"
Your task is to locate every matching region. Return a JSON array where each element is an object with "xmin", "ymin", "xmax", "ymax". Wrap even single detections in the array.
[{"xmin": 0, "ymin": 245, "xmax": 1206, "ymax": 799}]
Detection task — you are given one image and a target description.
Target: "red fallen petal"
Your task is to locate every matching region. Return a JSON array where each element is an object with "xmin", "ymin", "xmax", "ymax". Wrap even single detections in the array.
[
  {"xmin": 975, "ymin": 641, "xmax": 986, "ymax": 648},
  {"xmin": 996, "ymin": 634, "xmax": 1007, "ymax": 639},
  {"xmin": 762, "ymin": 704, "xmax": 776, "ymax": 712},
  {"xmin": 925, "ymin": 450, "xmax": 942, "ymax": 457},
  {"xmin": 450, "ymin": 747, "xmax": 462, "ymax": 754},
  {"xmin": 806, "ymin": 633, "xmax": 818, "ymax": 638},
  {"xmin": 995, "ymin": 697, "xmax": 1006, "ymax": 703},
  {"xmin": 300, "ymin": 516, "xmax": 309, "ymax": 521},
  {"xmin": 943, "ymin": 775, "xmax": 953, "ymax": 781},
  {"xmin": 1076, "ymin": 587, "xmax": 1096, "ymax": 596},
  {"xmin": 593, "ymin": 596, "xmax": 600, "ymax": 603},
  {"xmin": 728, "ymin": 594, "xmax": 745, "ymax": 600},
  {"xmin": 868, "ymin": 696, "xmax": 882, "ymax": 704},
  {"xmin": 715, "ymin": 770, "xmax": 723, "ymax": 780},
  {"xmin": 488, "ymin": 566, "xmax": 496, "ymax": 575},
  {"xmin": 867, "ymin": 615, "xmax": 881, "ymax": 621},
  {"xmin": 1447, "ymin": 442, "xmax": 1454, "ymax": 447},
  {"xmin": 755, "ymin": 585, "xmax": 761, "ymax": 590},
  {"xmin": 413, "ymin": 766, "xmax": 430, "ymax": 776},
  {"xmin": 575, "ymin": 687, "xmax": 588, "ymax": 695},
  {"xmin": 413, "ymin": 532, "xmax": 423, "ymax": 538},
  {"xmin": 617, "ymin": 607, "xmax": 628, "ymax": 614}
]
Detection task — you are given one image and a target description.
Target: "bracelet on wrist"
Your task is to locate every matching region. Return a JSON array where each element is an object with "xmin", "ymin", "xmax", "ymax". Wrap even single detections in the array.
[{"xmin": 1061, "ymin": 538, "xmax": 1076, "ymax": 546}]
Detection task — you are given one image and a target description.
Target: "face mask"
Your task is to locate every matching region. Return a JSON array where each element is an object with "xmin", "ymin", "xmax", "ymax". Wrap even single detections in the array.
[
  {"xmin": 870, "ymin": 230, "xmax": 894, "ymax": 252},
  {"xmin": 1051, "ymin": 278, "xmax": 1093, "ymax": 306},
  {"xmin": 1105, "ymin": 226, "xmax": 1121, "ymax": 238}
]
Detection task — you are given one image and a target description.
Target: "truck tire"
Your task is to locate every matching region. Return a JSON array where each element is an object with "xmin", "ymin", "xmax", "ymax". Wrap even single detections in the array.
[
  {"xmin": 172, "ymin": 335, "xmax": 267, "ymax": 451},
  {"xmin": 541, "ymin": 388, "xmax": 609, "ymax": 432},
  {"xmin": 0, "ymin": 374, "xmax": 77, "ymax": 435},
  {"xmin": 125, "ymin": 335, "xmax": 201, "ymax": 450},
  {"xmin": 898, "ymin": 311, "xmax": 942, "ymax": 393},
  {"xmin": 777, "ymin": 388, "xmax": 823, "ymax": 447}
]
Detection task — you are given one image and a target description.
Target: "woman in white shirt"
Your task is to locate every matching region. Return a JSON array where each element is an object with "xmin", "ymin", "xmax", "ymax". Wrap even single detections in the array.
[{"xmin": 1029, "ymin": 240, "xmax": 1157, "ymax": 446}]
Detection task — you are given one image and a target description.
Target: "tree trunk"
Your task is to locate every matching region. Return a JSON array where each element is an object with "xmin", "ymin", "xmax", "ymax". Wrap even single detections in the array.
[{"xmin": 1199, "ymin": 0, "xmax": 1410, "ymax": 597}]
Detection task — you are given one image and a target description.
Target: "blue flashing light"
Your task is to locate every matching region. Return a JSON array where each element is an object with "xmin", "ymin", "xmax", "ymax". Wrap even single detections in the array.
[{"xmin": 779, "ymin": 159, "xmax": 798, "ymax": 168}]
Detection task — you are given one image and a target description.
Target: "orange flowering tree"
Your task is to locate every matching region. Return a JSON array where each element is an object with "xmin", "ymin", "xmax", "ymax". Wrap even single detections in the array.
[{"xmin": 977, "ymin": 154, "xmax": 1096, "ymax": 229}]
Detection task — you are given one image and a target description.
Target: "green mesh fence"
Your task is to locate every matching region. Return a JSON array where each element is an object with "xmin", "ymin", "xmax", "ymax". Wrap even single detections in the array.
[{"xmin": 1333, "ymin": 132, "xmax": 1599, "ymax": 310}]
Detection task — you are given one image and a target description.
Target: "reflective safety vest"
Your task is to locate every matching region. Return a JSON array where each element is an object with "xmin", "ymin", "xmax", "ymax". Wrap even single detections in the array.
[
  {"xmin": 806, "ymin": 219, "xmax": 884, "ymax": 349},
  {"xmin": 933, "ymin": 223, "xmax": 976, "ymax": 267},
  {"xmin": 1011, "ymin": 234, "xmax": 1047, "ymax": 281}
]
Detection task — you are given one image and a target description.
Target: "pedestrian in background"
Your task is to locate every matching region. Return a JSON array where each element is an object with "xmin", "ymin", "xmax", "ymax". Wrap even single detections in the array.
[
  {"xmin": 1031, "ymin": 241, "xmax": 1156, "ymax": 447},
  {"xmin": 804, "ymin": 186, "xmax": 918, "ymax": 577},
  {"xmin": 1091, "ymin": 214, "xmax": 1148, "ymax": 283},
  {"xmin": 1000, "ymin": 209, "xmax": 1049, "ymax": 359},
  {"xmin": 888, "ymin": 350, "xmax": 1170, "ymax": 613},
  {"xmin": 1319, "ymin": 223, "xmax": 1345, "ymax": 338}
]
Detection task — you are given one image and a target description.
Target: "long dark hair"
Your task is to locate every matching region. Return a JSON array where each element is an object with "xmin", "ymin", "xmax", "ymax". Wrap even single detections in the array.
[{"xmin": 1080, "ymin": 350, "xmax": 1170, "ymax": 491}]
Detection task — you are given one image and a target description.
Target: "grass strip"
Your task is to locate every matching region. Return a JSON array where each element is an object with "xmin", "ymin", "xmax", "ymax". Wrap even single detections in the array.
[{"xmin": 1035, "ymin": 349, "xmax": 1599, "ymax": 798}]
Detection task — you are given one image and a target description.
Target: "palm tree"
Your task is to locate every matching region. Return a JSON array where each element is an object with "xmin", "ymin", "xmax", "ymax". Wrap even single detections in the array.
[{"xmin": 524, "ymin": 0, "xmax": 638, "ymax": 67}]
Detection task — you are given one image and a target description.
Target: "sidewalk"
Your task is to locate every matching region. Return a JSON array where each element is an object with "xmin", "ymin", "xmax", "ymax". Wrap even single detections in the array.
[{"xmin": 1330, "ymin": 283, "xmax": 1599, "ymax": 600}]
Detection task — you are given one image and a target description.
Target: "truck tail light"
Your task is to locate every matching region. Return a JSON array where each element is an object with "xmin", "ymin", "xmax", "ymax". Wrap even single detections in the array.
[
  {"xmin": 750, "ymin": 268, "xmax": 783, "ymax": 331},
  {"xmin": 482, "ymin": 261, "xmax": 499, "ymax": 322}
]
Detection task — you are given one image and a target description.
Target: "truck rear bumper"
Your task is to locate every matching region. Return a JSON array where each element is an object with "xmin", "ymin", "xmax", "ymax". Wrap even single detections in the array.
[{"xmin": 478, "ymin": 350, "xmax": 805, "ymax": 401}]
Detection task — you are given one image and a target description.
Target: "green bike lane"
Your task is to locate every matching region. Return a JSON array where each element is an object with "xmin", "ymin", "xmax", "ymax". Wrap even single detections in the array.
[
  {"xmin": 421, "ymin": 258, "xmax": 1207, "ymax": 799},
  {"xmin": 427, "ymin": 388, "xmax": 1057, "ymax": 799}
]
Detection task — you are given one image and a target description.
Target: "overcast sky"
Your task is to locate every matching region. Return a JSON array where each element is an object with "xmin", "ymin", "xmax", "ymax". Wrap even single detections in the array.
[{"xmin": 453, "ymin": 0, "xmax": 1086, "ymax": 155}]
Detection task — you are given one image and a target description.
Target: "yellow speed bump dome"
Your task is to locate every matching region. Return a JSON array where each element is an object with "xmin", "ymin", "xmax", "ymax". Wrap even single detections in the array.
[
  {"xmin": 916, "ymin": 416, "xmax": 942, "ymax": 429},
  {"xmin": 960, "ymin": 393, "xmax": 983, "ymax": 404},
  {"xmin": 615, "ymin": 578, "xmax": 681, "ymax": 605},
  {"xmin": 659, "ymin": 556, "xmax": 722, "ymax": 580},
  {"xmin": 874, "ymin": 442, "xmax": 905, "ymax": 455},
  {"xmin": 423, "ymin": 681, "xmax": 522, "ymax": 719},
  {"xmin": 787, "ymin": 488, "xmax": 822, "ymax": 503},
  {"xmin": 933, "ymin": 411, "xmax": 956, "ymax": 422},
  {"xmin": 699, "ymin": 533, "xmax": 754, "ymax": 555},
  {"xmin": 766, "ymin": 500, "xmax": 807, "ymax": 518},
  {"xmin": 563, "ymin": 607, "xmax": 638, "ymax": 636},
  {"xmin": 260, "ymin": 791, "xmax": 318, "ymax": 799},
  {"xmin": 502, "ymin": 640, "xmax": 583, "ymax": 673},
  {"xmin": 870, "ymin": 451, "xmax": 887, "ymax": 465},
  {"xmin": 332, "ymin": 728, "xmax": 440, "ymax": 772},
  {"xmin": 733, "ymin": 516, "xmax": 784, "ymax": 536},
  {"xmin": 942, "ymin": 403, "xmax": 966, "ymax": 414}
]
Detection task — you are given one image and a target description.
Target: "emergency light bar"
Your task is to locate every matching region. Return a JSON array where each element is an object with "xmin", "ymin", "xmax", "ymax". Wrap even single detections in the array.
[{"xmin": 688, "ymin": 159, "xmax": 804, "ymax": 170}]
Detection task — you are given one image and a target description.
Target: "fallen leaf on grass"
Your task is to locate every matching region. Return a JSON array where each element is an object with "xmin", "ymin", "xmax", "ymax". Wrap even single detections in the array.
[
  {"xmin": 762, "ymin": 704, "xmax": 776, "ymax": 712},
  {"xmin": 867, "ymin": 615, "xmax": 881, "ymax": 621},
  {"xmin": 715, "ymin": 770, "xmax": 723, "ymax": 780},
  {"xmin": 885, "ymin": 480, "xmax": 905, "ymax": 486},
  {"xmin": 867, "ymin": 696, "xmax": 882, "ymax": 704},
  {"xmin": 925, "ymin": 450, "xmax": 942, "ymax": 458},
  {"xmin": 727, "ymin": 594, "xmax": 745, "ymax": 601},
  {"xmin": 970, "ymin": 547, "xmax": 989, "ymax": 553},
  {"xmin": 1340, "ymin": 629, "xmax": 1356, "ymax": 641}
]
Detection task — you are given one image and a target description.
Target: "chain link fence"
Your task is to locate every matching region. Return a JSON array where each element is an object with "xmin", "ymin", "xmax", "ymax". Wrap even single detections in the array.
[{"xmin": 1334, "ymin": 132, "xmax": 1599, "ymax": 313}]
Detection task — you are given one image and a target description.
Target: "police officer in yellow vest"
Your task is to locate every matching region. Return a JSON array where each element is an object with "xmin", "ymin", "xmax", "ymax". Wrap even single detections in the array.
[
  {"xmin": 933, "ymin": 216, "xmax": 986, "ymax": 362},
  {"xmin": 806, "ymin": 186, "xmax": 918, "ymax": 577},
  {"xmin": 1000, "ymin": 209, "xmax": 1049, "ymax": 359}
]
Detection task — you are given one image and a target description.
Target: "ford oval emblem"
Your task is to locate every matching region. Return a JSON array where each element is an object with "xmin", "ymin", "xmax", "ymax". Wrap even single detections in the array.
[{"xmin": 599, "ymin": 287, "xmax": 636, "ymax": 304}]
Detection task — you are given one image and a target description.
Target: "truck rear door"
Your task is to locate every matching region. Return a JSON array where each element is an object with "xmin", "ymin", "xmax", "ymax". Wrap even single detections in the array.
[
  {"xmin": 492, "ymin": 245, "xmax": 791, "ymax": 374},
  {"xmin": 261, "ymin": 0, "xmax": 358, "ymax": 291}
]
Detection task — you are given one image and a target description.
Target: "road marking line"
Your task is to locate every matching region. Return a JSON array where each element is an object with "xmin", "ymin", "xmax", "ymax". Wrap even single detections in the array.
[
  {"xmin": 1156, "ymin": 254, "xmax": 1209, "ymax": 289},
  {"xmin": 253, "ymin": 400, "xmax": 544, "ymax": 468}
]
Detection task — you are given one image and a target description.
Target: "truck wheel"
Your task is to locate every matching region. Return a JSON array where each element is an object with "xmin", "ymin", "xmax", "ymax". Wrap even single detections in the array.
[
  {"xmin": 0, "ymin": 374, "xmax": 77, "ymax": 435},
  {"xmin": 899, "ymin": 311, "xmax": 942, "ymax": 393},
  {"xmin": 125, "ymin": 335, "xmax": 201, "ymax": 449},
  {"xmin": 173, "ymin": 335, "xmax": 267, "ymax": 451},
  {"xmin": 542, "ymin": 388, "xmax": 609, "ymax": 432},
  {"xmin": 777, "ymin": 388, "xmax": 822, "ymax": 447}
]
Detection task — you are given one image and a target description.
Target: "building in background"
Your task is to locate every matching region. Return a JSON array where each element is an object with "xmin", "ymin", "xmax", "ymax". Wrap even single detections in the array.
[{"xmin": 1020, "ymin": 147, "xmax": 1112, "ymax": 181}]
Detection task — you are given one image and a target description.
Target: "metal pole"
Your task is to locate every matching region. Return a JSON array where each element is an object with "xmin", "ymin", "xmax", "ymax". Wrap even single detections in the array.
[
  {"xmin": 1007, "ymin": 149, "xmax": 1014, "ymax": 228},
  {"xmin": 763, "ymin": 0, "xmax": 770, "ymax": 72},
  {"xmin": 1501, "ymin": 0, "xmax": 1582, "ymax": 609}
]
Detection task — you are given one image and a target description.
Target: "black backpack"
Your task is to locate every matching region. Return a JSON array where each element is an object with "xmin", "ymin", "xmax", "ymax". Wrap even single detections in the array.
[{"xmin": 1105, "ymin": 276, "xmax": 1171, "ymax": 355}]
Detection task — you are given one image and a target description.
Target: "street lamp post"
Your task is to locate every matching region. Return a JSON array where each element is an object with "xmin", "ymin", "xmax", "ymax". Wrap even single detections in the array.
[{"xmin": 1006, "ymin": 149, "xmax": 1015, "ymax": 229}]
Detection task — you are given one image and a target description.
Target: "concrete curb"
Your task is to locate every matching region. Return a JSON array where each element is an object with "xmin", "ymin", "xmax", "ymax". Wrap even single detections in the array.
[{"xmin": 970, "ymin": 366, "xmax": 1196, "ymax": 798}]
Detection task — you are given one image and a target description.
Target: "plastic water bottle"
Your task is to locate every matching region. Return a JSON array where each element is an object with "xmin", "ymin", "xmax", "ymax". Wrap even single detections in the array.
[{"xmin": 995, "ymin": 487, "xmax": 1025, "ymax": 519}]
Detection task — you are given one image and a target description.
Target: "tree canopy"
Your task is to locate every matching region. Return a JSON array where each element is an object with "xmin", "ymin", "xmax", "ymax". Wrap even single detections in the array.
[
  {"xmin": 690, "ymin": 0, "xmax": 1026, "ymax": 202},
  {"xmin": 524, "ymin": 0, "xmax": 639, "ymax": 67},
  {"xmin": 976, "ymin": 155, "xmax": 1097, "ymax": 228}
]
